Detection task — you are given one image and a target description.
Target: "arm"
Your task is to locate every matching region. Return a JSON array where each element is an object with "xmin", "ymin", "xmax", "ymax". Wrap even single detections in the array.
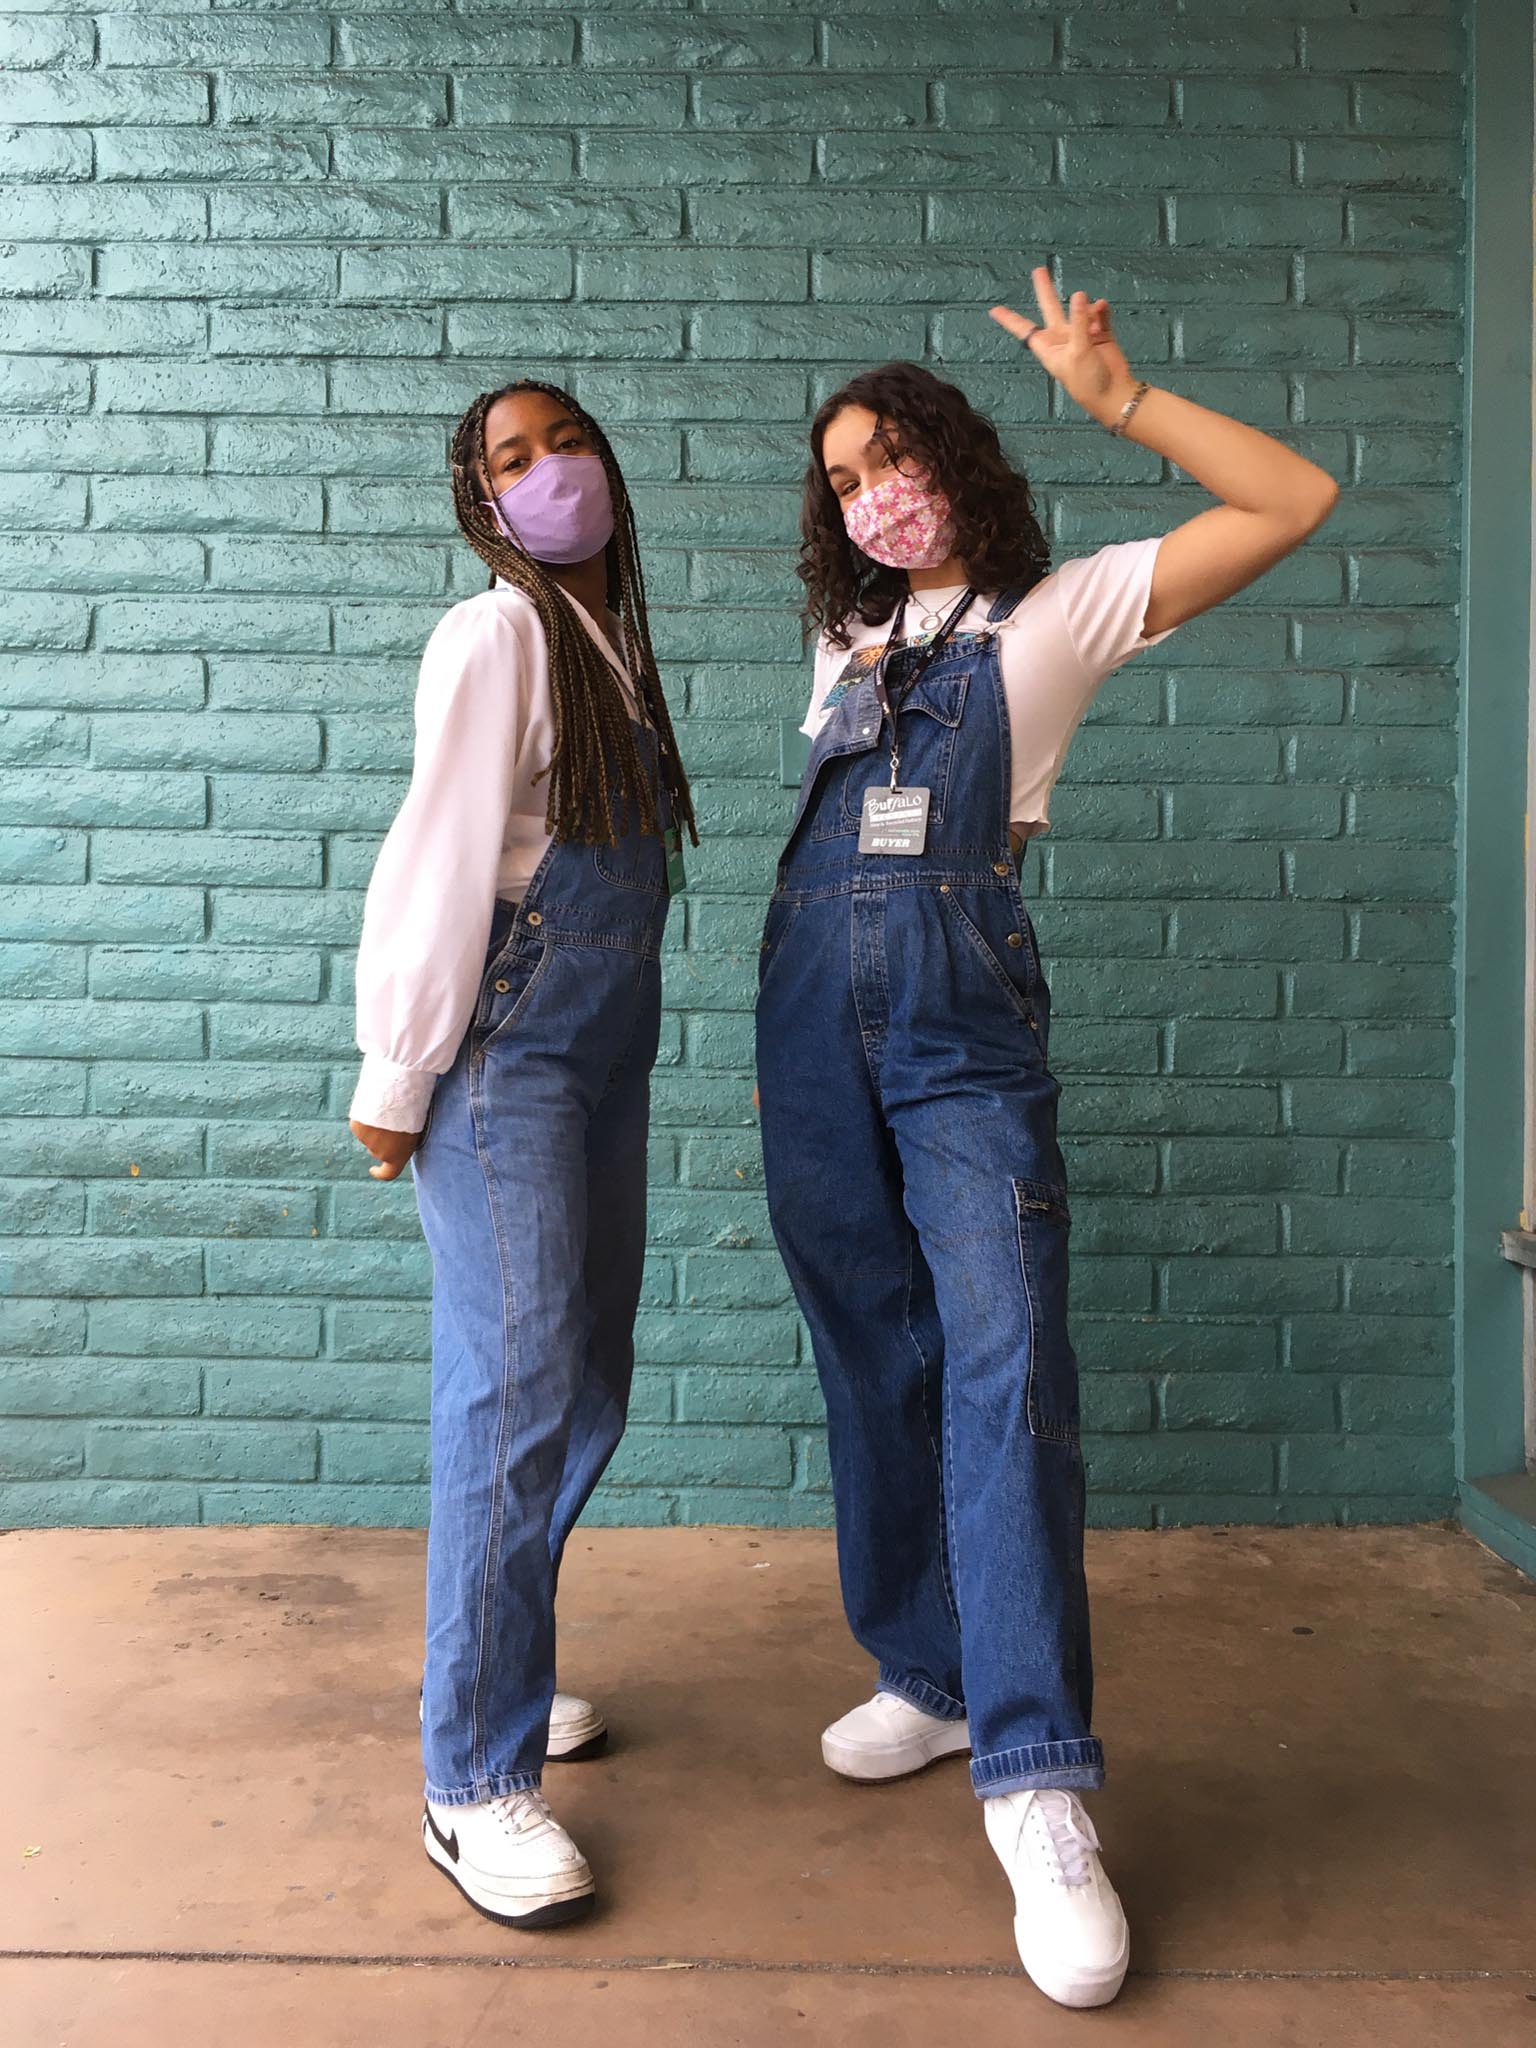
[
  {"xmin": 992, "ymin": 266, "xmax": 1340, "ymax": 638},
  {"xmin": 348, "ymin": 601, "xmax": 524, "ymax": 1180}
]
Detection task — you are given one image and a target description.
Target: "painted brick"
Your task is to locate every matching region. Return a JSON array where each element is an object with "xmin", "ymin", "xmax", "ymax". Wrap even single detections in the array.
[
  {"xmin": 218, "ymin": 74, "xmax": 448, "ymax": 130},
  {"xmin": 585, "ymin": 20, "xmax": 814, "ymax": 68},
  {"xmin": 0, "ymin": 0, "xmax": 1467, "ymax": 1530},
  {"xmin": 96, "ymin": 129, "xmax": 330, "ymax": 184},
  {"xmin": 458, "ymin": 74, "xmax": 684, "ymax": 128},
  {"xmin": 88, "ymin": 1422, "xmax": 318, "ymax": 1483},
  {"xmin": 0, "ymin": 1357, "xmax": 198, "ymax": 1419},
  {"xmin": 0, "ymin": 18, "xmax": 92, "ymax": 73},
  {"xmin": 1, "ymin": 185, "xmax": 206, "ymax": 242},
  {"xmin": 0, "ymin": 357, "xmax": 90, "ymax": 414},
  {"xmin": 0, "ymin": 1420, "xmax": 85, "ymax": 1480},
  {"xmin": 0, "ymin": 74, "xmax": 209, "ymax": 127},
  {"xmin": 0, "ymin": 770, "xmax": 204, "ymax": 829},
  {"xmin": 101, "ymin": 246, "xmax": 335, "ymax": 302},
  {"xmin": 91, "ymin": 943, "xmax": 320, "ymax": 1004},
  {"xmin": 0, "ymin": 475, "xmax": 85, "ymax": 531},
  {"xmin": 1162, "ymin": 1374, "xmax": 1336, "ymax": 1435},
  {"xmin": 0, "ymin": 125, "xmax": 90, "ymax": 180},
  {"xmin": 0, "ymin": 1480, "xmax": 199, "ymax": 1527},
  {"xmin": 0, "ymin": 939, "xmax": 85, "ymax": 994},
  {"xmin": 582, "ymin": 133, "xmax": 809, "ymax": 188},
  {"xmin": 101, "ymin": 16, "xmax": 331, "ymax": 70},
  {"xmin": 337, "ymin": 18, "xmax": 572, "ymax": 68},
  {"xmin": 0, "ymin": 997, "xmax": 202, "ymax": 1060},
  {"xmin": 0, "ymin": 886, "xmax": 203, "ymax": 945}
]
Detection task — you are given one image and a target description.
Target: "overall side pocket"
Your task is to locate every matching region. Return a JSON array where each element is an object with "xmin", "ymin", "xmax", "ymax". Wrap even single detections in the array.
[
  {"xmin": 474, "ymin": 937, "xmax": 553, "ymax": 1052},
  {"xmin": 940, "ymin": 887, "xmax": 1039, "ymax": 1031},
  {"xmin": 1012, "ymin": 1175, "xmax": 1080, "ymax": 1444},
  {"xmin": 757, "ymin": 895, "xmax": 801, "ymax": 988}
]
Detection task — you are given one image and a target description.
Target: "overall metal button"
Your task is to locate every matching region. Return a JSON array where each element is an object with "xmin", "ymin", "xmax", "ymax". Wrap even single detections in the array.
[
  {"xmin": 1007, "ymin": 932, "xmax": 1023, "ymax": 948},
  {"xmin": 939, "ymin": 884, "xmax": 951, "ymax": 895},
  {"xmin": 526, "ymin": 912, "xmax": 543, "ymax": 927},
  {"xmin": 994, "ymin": 861, "xmax": 1011, "ymax": 876},
  {"xmin": 493, "ymin": 978, "xmax": 510, "ymax": 993}
]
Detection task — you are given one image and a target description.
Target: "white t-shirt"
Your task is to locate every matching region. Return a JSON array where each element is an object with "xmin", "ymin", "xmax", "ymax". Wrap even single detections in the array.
[
  {"xmin": 802, "ymin": 535, "xmax": 1175, "ymax": 841},
  {"xmin": 349, "ymin": 580, "xmax": 635, "ymax": 1133}
]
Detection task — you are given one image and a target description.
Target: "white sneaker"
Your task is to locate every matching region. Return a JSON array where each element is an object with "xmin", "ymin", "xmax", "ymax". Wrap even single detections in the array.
[
  {"xmin": 983, "ymin": 1788, "xmax": 1129, "ymax": 2008},
  {"xmin": 821, "ymin": 1690, "xmax": 971, "ymax": 1781},
  {"xmin": 547, "ymin": 1691, "xmax": 607, "ymax": 1761},
  {"xmin": 422, "ymin": 1789, "xmax": 595, "ymax": 1929},
  {"xmin": 418, "ymin": 1689, "xmax": 609, "ymax": 1762}
]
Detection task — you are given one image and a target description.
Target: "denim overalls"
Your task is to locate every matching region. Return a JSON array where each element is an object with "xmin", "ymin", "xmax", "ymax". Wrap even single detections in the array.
[
  {"xmin": 413, "ymin": 756, "xmax": 672, "ymax": 1808},
  {"xmin": 755, "ymin": 589, "xmax": 1103, "ymax": 1798}
]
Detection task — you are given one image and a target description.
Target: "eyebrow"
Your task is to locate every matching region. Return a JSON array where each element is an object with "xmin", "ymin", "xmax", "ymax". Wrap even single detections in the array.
[
  {"xmin": 486, "ymin": 415, "xmax": 582, "ymax": 461},
  {"xmin": 825, "ymin": 433, "xmax": 897, "ymax": 481}
]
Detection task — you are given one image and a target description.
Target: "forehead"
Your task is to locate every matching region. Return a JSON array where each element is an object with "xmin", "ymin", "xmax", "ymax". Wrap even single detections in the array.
[
  {"xmin": 820, "ymin": 403, "xmax": 885, "ymax": 470},
  {"xmin": 483, "ymin": 388, "xmax": 577, "ymax": 445}
]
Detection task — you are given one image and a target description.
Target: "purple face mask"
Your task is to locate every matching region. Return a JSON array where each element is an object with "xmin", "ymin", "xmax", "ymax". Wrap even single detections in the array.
[{"xmin": 483, "ymin": 451, "xmax": 616, "ymax": 565}]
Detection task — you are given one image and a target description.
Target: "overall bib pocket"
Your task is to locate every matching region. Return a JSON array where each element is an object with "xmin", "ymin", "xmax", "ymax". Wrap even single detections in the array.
[
  {"xmin": 593, "ymin": 824, "xmax": 667, "ymax": 894},
  {"xmin": 813, "ymin": 669, "xmax": 971, "ymax": 841}
]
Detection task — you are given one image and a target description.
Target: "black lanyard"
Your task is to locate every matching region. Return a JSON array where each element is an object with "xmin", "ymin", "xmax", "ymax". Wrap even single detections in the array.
[{"xmin": 870, "ymin": 584, "xmax": 976, "ymax": 791}]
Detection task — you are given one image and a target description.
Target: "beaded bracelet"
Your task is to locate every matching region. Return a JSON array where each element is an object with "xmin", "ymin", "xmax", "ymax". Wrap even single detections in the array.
[{"xmin": 1107, "ymin": 380, "xmax": 1151, "ymax": 437}]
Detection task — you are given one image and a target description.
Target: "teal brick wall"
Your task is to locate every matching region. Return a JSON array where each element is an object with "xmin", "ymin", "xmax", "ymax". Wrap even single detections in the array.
[{"xmin": 0, "ymin": 3, "xmax": 1464, "ymax": 1529}]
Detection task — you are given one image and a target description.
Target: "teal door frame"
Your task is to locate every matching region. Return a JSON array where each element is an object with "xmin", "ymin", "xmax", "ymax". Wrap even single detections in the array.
[{"xmin": 1456, "ymin": 0, "xmax": 1536, "ymax": 1571}]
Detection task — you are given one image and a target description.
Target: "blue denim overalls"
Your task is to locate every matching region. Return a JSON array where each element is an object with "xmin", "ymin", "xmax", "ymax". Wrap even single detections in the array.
[
  {"xmin": 412, "ymin": 756, "xmax": 672, "ymax": 1807},
  {"xmin": 755, "ymin": 589, "xmax": 1103, "ymax": 1797}
]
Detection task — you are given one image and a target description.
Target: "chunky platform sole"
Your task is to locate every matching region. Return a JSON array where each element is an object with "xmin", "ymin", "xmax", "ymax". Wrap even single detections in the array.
[
  {"xmin": 421, "ymin": 1814, "xmax": 596, "ymax": 1931},
  {"xmin": 552, "ymin": 1727, "xmax": 608, "ymax": 1762},
  {"xmin": 821, "ymin": 1718, "xmax": 972, "ymax": 1782}
]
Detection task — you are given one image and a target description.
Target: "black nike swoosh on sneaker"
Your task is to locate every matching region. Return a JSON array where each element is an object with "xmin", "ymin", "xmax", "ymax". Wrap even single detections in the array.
[{"xmin": 424, "ymin": 1806, "xmax": 460, "ymax": 1864}]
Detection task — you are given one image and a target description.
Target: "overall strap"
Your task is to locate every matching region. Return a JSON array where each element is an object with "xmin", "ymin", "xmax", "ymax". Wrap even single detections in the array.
[{"xmin": 986, "ymin": 585, "xmax": 1031, "ymax": 625}]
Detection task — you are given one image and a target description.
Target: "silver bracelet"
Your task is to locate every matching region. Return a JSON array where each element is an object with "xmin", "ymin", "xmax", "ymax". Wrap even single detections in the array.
[{"xmin": 1107, "ymin": 380, "xmax": 1151, "ymax": 437}]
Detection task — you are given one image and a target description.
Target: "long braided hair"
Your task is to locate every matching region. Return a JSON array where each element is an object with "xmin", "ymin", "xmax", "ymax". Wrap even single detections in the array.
[{"xmin": 449, "ymin": 379, "xmax": 696, "ymax": 848}]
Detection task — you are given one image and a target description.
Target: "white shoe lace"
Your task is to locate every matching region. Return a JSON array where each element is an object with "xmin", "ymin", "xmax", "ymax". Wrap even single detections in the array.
[
  {"xmin": 1027, "ymin": 1791, "xmax": 1102, "ymax": 1888},
  {"xmin": 489, "ymin": 1788, "xmax": 555, "ymax": 1837}
]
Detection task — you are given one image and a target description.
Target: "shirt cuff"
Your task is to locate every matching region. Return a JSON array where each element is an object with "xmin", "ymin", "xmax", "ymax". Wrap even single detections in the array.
[{"xmin": 348, "ymin": 1052, "xmax": 440, "ymax": 1135}]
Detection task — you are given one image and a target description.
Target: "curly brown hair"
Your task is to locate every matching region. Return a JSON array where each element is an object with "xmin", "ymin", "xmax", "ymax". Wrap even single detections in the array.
[
  {"xmin": 799, "ymin": 362, "xmax": 1052, "ymax": 649},
  {"xmin": 450, "ymin": 379, "xmax": 695, "ymax": 849}
]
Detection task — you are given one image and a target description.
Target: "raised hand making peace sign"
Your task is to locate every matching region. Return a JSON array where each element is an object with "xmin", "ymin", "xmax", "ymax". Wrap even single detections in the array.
[{"xmin": 990, "ymin": 265, "xmax": 1140, "ymax": 427}]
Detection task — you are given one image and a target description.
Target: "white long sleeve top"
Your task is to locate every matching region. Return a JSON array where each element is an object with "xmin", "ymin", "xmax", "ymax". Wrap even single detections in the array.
[{"xmin": 348, "ymin": 580, "xmax": 634, "ymax": 1134}]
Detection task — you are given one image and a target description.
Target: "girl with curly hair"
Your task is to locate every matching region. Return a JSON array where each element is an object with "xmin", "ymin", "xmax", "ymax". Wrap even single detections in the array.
[
  {"xmin": 755, "ymin": 269, "xmax": 1338, "ymax": 2010},
  {"xmin": 348, "ymin": 380, "xmax": 693, "ymax": 1930}
]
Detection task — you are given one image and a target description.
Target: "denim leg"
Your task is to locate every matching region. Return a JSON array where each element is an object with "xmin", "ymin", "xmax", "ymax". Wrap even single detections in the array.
[
  {"xmin": 414, "ymin": 1033, "xmax": 591, "ymax": 1807},
  {"xmin": 890, "ymin": 1076, "xmax": 1104, "ymax": 1796},
  {"xmin": 759, "ymin": 909, "xmax": 964, "ymax": 1715},
  {"xmin": 548, "ymin": 1017, "xmax": 655, "ymax": 1575}
]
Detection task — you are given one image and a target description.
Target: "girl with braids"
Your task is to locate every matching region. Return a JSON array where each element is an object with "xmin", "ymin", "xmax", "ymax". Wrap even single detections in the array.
[
  {"xmin": 755, "ymin": 271, "xmax": 1337, "ymax": 2010},
  {"xmin": 348, "ymin": 380, "xmax": 694, "ymax": 1929}
]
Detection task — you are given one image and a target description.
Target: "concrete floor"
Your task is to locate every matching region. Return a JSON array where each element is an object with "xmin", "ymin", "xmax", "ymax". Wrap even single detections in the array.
[{"xmin": 3, "ymin": 1522, "xmax": 1534, "ymax": 2046}]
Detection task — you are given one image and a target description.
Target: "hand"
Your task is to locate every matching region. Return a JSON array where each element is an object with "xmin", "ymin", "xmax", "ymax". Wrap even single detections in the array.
[
  {"xmin": 349, "ymin": 1118, "xmax": 420, "ymax": 1182},
  {"xmin": 991, "ymin": 266, "xmax": 1140, "ymax": 425}
]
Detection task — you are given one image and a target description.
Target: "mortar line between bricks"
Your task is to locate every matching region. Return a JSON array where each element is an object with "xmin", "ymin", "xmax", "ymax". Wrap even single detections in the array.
[{"xmin": 3, "ymin": 1951, "xmax": 1533, "ymax": 1986}]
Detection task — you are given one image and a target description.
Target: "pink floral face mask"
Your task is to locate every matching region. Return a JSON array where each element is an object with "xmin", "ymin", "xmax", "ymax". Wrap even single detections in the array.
[{"xmin": 843, "ymin": 468, "xmax": 957, "ymax": 570}]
